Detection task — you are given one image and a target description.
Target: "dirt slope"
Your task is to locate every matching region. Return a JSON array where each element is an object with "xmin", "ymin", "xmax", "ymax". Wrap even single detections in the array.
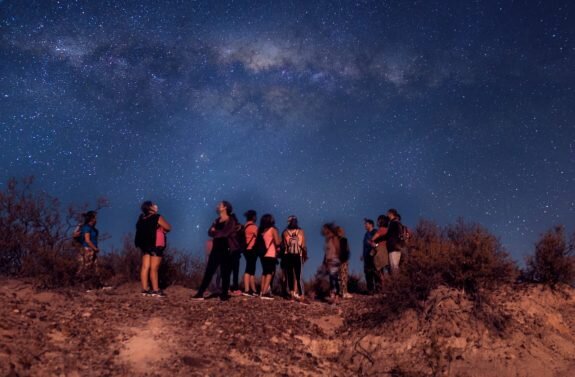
[{"xmin": 1, "ymin": 278, "xmax": 574, "ymax": 376}]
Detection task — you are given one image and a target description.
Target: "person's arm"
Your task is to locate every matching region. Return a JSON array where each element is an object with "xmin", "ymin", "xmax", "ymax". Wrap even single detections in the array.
[
  {"xmin": 83, "ymin": 231, "xmax": 98, "ymax": 252},
  {"xmin": 300, "ymin": 230, "xmax": 307, "ymax": 249},
  {"xmin": 158, "ymin": 216, "xmax": 171, "ymax": 232},
  {"xmin": 208, "ymin": 221, "xmax": 217, "ymax": 237},
  {"xmin": 212, "ymin": 217, "xmax": 237, "ymax": 238},
  {"xmin": 272, "ymin": 228, "xmax": 281, "ymax": 247},
  {"xmin": 371, "ymin": 227, "xmax": 387, "ymax": 243}
]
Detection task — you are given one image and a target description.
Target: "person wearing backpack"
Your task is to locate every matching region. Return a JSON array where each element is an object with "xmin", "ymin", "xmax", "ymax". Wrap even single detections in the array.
[
  {"xmin": 385, "ymin": 209, "xmax": 406, "ymax": 274},
  {"xmin": 258, "ymin": 214, "xmax": 281, "ymax": 300},
  {"xmin": 281, "ymin": 215, "xmax": 307, "ymax": 301},
  {"xmin": 336, "ymin": 226, "xmax": 352, "ymax": 299},
  {"xmin": 228, "ymin": 213, "xmax": 244, "ymax": 296},
  {"xmin": 76, "ymin": 210, "xmax": 101, "ymax": 289},
  {"xmin": 193, "ymin": 201, "xmax": 238, "ymax": 301},
  {"xmin": 242, "ymin": 210, "xmax": 258, "ymax": 297},
  {"xmin": 135, "ymin": 201, "xmax": 172, "ymax": 297}
]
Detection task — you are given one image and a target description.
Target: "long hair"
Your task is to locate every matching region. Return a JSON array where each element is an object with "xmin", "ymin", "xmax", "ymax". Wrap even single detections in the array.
[
  {"xmin": 221, "ymin": 200, "xmax": 233, "ymax": 216},
  {"xmin": 321, "ymin": 223, "xmax": 338, "ymax": 238},
  {"xmin": 83, "ymin": 210, "xmax": 97, "ymax": 225},
  {"xmin": 141, "ymin": 200, "xmax": 155, "ymax": 215},
  {"xmin": 377, "ymin": 215, "xmax": 389, "ymax": 228},
  {"xmin": 259, "ymin": 214, "xmax": 275, "ymax": 233},
  {"xmin": 287, "ymin": 215, "xmax": 299, "ymax": 230},
  {"xmin": 387, "ymin": 208, "xmax": 400, "ymax": 220}
]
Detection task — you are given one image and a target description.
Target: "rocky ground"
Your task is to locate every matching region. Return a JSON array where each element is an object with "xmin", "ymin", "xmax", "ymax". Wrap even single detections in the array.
[{"xmin": 1, "ymin": 278, "xmax": 575, "ymax": 376}]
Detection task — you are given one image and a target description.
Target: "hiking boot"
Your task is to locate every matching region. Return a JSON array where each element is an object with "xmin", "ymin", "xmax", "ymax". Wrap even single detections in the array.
[
  {"xmin": 141, "ymin": 289, "xmax": 152, "ymax": 297},
  {"xmin": 191, "ymin": 292, "xmax": 205, "ymax": 301},
  {"xmin": 260, "ymin": 292, "xmax": 274, "ymax": 300},
  {"xmin": 150, "ymin": 290, "xmax": 166, "ymax": 298}
]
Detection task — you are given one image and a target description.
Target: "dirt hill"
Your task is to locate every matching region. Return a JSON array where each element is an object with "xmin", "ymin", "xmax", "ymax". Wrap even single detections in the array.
[{"xmin": 1, "ymin": 278, "xmax": 575, "ymax": 376}]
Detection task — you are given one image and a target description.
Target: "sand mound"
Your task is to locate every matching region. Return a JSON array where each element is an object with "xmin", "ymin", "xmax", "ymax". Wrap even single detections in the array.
[{"xmin": 1, "ymin": 278, "xmax": 575, "ymax": 376}]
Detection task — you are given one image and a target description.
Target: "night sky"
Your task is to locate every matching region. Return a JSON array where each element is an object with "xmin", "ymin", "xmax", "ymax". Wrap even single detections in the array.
[{"xmin": 1, "ymin": 0, "xmax": 574, "ymax": 274}]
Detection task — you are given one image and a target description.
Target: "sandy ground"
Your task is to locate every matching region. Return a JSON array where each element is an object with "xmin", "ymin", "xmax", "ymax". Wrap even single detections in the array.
[{"xmin": 1, "ymin": 278, "xmax": 575, "ymax": 376}]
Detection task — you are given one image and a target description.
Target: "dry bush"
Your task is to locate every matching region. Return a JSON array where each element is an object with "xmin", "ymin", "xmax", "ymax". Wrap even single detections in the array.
[
  {"xmin": 304, "ymin": 265, "xmax": 330, "ymax": 299},
  {"xmin": 102, "ymin": 234, "xmax": 205, "ymax": 289},
  {"xmin": 523, "ymin": 226, "xmax": 575, "ymax": 286},
  {"xmin": 371, "ymin": 219, "xmax": 518, "ymax": 323}
]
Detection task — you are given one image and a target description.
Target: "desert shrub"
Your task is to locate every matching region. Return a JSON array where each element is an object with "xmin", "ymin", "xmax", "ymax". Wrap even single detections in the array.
[
  {"xmin": 304, "ymin": 265, "xmax": 330, "ymax": 299},
  {"xmin": 347, "ymin": 271, "xmax": 365, "ymax": 294},
  {"xmin": 103, "ymin": 234, "xmax": 205, "ymax": 289},
  {"xmin": 523, "ymin": 226, "xmax": 575, "ymax": 286},
  {"xmin": 371, "ymin": 219, "xmax": 518, "ymax": 321}
]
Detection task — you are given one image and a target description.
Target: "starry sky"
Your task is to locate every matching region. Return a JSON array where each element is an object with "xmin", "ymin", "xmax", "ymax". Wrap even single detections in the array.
[{"xmin": 1, "ymin": 0, "xmax": 574, "ymax": 274}]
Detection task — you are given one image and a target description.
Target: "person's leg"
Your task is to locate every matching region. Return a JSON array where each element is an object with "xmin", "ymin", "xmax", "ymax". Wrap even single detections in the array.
[
  {"xmin": 293, "ymin": 255, "xmax": 302, "ymax": 296},
  {"xmin": 230, "ymin": 252, "xmax": 239, "ymax": 291},
  {"xmin": 249, "ymin": 275, "xmax": 257, "ymax": 293},
  {"xmin": 150, "ymin": 256, "xmax": 162, "ymax": 291},
  {"xmin": 389, "ymin": 251, "xmax": 401, "ymax": 274},
  {"xmin": 339, "ymin": 262, "xmax": 349, "ymax": 296},
  {"xmin": 284, "ymin": 255, "xmax": 294, "ymax": 296},
  {"xmin": 140, "ymin": 254, "xmax": 151, "ymax": 290},
  {"xmin": 219, "ymin": 250, "xmax": 232, "ymax": 298},
  {"xmin": 197, "ymin": 248, "xmax": 220, "ymax": 295}
]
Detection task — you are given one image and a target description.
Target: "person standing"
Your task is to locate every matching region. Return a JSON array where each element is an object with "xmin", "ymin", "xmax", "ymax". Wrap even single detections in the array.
[
  {"xmin": 193, "ymin": 201, "xmax": 237, "ymax": 301},
  {"xmin": 242, "ymin": 210, "xmax": 258, "ymax": 296},
  {"xmin": 362, "ymin": 219, "xmax": 378, "ymax": 294},
  {"xmin": 229, "ymin": 213, "xmax": 243, "ymax": 296},
  {"xmin": 259, "ymin": 214, "xmax": 281, "ymax": 300},
  {"xmin": 135, "ymin": 201, "xmax": 171, "ymax": 297},
  {"xmin": 281, "ymin": 215, "xmax": 307, "ymax": 301},
  {"xmin": 370, "ymin": 215, "xmax": 390, "ymax": 290},
  {"xmin": 337, "ymin": 226, "xmax": 352, "ymax": 299},
  {"xmin": 77, "ymin": 211, "xmax": 101, "ymax": 289},
  {"xmin": 322, "ymin": 223, "xmax": 341, "ymax": 303},
  {"xmin": 386, "ymin": 209, "xmax": 405, "ymax": 274}
]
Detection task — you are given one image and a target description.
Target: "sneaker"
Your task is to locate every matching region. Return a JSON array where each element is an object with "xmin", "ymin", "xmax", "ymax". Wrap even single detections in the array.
[
  {"xmin": 141, "ymin": 289, "xmax": 152, "ymax": 297},
  {"xmin": 343, "ymin": 293, "xmax": 353, "ymax": 299},
  {"xmin": 230, "ymin": 290, "xmax": 242, "ymax": 296},
  {"xmin": 191, "ymin": 292, "xmax": 205, "ymax": 301},
  {"xmin": 241, "ymin": 291, "xmax": 254, "ymax": 297},
  {"xmin": 260, "ymin": 292, "xmax": 274, "ymax": 300},
  {"xmin": 150, "ymin": 290, "xmax": 166, "ymax": 297}
]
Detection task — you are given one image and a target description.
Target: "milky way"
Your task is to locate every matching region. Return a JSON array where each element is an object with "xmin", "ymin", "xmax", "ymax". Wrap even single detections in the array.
[{"xmin": 1, "ymin": 0, "xmax": 574, "ymax": 273}]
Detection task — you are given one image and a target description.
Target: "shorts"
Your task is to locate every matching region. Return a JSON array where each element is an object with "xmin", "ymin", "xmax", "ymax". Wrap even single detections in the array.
[
  {"xmin": 261, "ymin": 257, "xmax": 277, "ymax": 275},
  {"xmin": 244, "ymin": 250, "xmax": 258, "ymax": 275},
  {"xmin": 141, "ymin": 247, "xmax": 165, "ymax": 258}
]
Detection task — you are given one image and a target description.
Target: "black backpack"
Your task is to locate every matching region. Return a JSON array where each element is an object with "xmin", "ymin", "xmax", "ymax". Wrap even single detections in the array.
[
  {"xmin": 229, "ymin": 224, "xmax": 247, "ymax": 253},
  {"xmin": 253, "ymin": 232, "xmax": 270, "ymax": 258}
]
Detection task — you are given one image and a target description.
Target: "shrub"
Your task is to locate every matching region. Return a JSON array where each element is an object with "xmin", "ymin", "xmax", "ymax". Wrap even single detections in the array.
[
  {"xmin": 523, "ymin": 226, "xmax": 575, "ymax": 286},
  {"xmin": 370, "ymin": 219, "xmax": 518, "ymax": 321}
]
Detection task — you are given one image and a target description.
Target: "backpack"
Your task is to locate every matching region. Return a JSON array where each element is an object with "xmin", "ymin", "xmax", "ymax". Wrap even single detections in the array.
[
  {"xmin": 253, "ymin": 232, "xmax": 267, "ymax": 257},
  {"xmin": 72, "ymin": 224, "xmax": 83, "ymax": 244},
  {"xmin": 285, "ymin": 230, "xmax": 302, "ymax": 255},
  {"xmin": 398, "ymin": 222, "xmax": 411, "ymax": 245},
  {"xmin": 228, "ymin": 224, "xmax": 247, "ymax": 253},
  {"xmin": 339, "ymin": 236, "xmax": 350, "ymax": 262}
]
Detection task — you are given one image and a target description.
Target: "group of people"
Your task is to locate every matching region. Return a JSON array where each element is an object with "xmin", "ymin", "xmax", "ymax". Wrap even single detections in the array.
[{"xmin": 73, "ymin": 199, "xmax": 408, "ymax": 302}]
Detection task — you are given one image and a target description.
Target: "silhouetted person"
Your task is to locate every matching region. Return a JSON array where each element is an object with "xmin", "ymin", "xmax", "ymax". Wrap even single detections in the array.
[
  {"xmin": 362, "ymin": 218, "xmax": 378, "ymax": 294},
  {"xmin": 193, "ymin": 201, "xmax": 237, "ymax": 301},
  {"xmin": 386, "ymin": 209, "xmax": 405, "ymax": 274},
  {"xmin": 135, "ymin": 201, "xmax": 171, "ymax": 297},
  {"xmin": 281, "ymin": 215, "xmax": 307, "ymax": 300},
  {"xmin": 77, "ymin": 211, "xmax": 101, "ymax": 289},
  {"xmin": 322, "ymin": 223, "xmax": 341, "ymax": 302},
  {"xmin": 337, "ymin": 226, "xmax": 352, "ymax": 298},
  {"xmin": 242, "ymin": 210, "xmax": 258, "ymax": 296},
  {"xmin": 259, "ymin": 214, "xmax": 281, "ymax": 300}
]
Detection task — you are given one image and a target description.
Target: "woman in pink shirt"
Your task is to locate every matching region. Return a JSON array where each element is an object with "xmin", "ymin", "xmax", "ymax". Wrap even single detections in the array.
[{"xmin": 259, "ymin": 214, "xmax": 281, "ymax": 300}]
